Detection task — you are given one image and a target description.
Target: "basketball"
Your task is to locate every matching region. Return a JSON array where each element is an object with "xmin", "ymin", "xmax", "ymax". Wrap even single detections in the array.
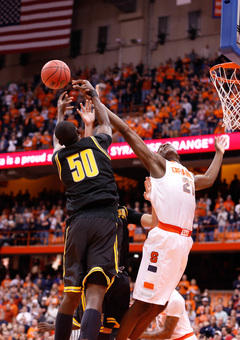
[{"xmin": 41, "ymin": 60, "xmax": 71, "ymax": 89}]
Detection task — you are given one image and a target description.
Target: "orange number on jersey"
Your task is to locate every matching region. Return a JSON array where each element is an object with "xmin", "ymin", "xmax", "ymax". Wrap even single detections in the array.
[{"xmin": 150, "ymin": 251, "xmax": 159, "ymax": 263}]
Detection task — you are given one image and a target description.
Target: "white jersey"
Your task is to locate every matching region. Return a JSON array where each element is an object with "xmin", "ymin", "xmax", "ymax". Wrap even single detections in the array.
[
  {"xmin": 150, "ymin": 160, "xmax": 196, "ymax": 230},
  {"xmin": 158, "ymin": 289, "xmax": 196, "ymax": 340}
]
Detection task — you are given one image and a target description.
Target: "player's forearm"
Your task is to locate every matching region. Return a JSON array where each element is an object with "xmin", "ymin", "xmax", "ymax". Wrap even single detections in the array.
[
  {"xmin": 57, "ymin": 105, "xmax": 65, "ymax": 124},
  {"xmin": 104, "ymin": 104, "xmax": 153, "ymax": 170},
  {"xmin": 140, "ymin": 329, "xmax": 171, "ymax": 339},
  {"xmin": 195, "ymin": 151, "xmax": 223, "ymax": 190},
  {"xmin": 204, "ymin": 151, "xmax": 223, "ymax": 184},
  {"xmin": 141, "ymin": 208, "xmax": 158, "ymax": 229},
  {"xmin": 84, "ymin": 124, "xmax": 93, "ymax": 137},
  {"xmin": 91, "ymin": 95, "xmax": 110, "ymax": 126}
]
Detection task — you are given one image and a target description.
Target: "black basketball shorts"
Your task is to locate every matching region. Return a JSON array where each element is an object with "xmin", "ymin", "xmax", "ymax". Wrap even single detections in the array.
[
  {"xmin": 63, "ymin": 211, "xmax": 118, "ymax": 293},
  {"xmin": 72, "ymin": 270, "xmax": 130, "ymax": 331}
]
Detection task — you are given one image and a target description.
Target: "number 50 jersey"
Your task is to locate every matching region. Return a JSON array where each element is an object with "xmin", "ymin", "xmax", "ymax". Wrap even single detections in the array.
[
  {"xmin": 150, "ymin": 160, "xmax": 196, "ymax": 231},
  {"xmin": 52, "ymin": 133, "xmax": 119, "ymax": 216}
]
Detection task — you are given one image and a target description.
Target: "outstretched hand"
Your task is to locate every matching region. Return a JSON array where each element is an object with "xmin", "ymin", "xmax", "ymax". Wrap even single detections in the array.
[
  {"xmin": 57, "ymin": 91, "xmax": 74, "ymax": 114},
  {"xmin": 143, "ymin": 177, "xmax": 152, "ymax": 201},
  {"xmin": 38, "ymin": 322, "xmax": 54, "ymax": 333},
  {"xmin": 77, "ymin": 100, "xmax": 95, "ymax": 126},
  {"xmin": 72, "ymin": 79, "xmax": 95, "ymax": 99},
  {"xmin": 214, "ymin": 135, "xmax": 228, "ymax": 154}
]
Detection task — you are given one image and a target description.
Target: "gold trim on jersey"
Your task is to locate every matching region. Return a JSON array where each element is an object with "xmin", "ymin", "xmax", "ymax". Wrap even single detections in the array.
[
  {"xmin": 63, "ymin": 225, "xmax": 69, "ymax": 278},
  {"xmin": 72, "ymin": 318, "xmax": 80, "ymax": 328},
  {"xmin": 106, "ymin": 317, "xmax": 120, "ymax": 327},
  {"xmin": 82, "ymin": 267, "xmax": 111, "ymax": 288},
  {"xmin": 114, "ymin": 234, "xmax": 118, "ymax": 274},
  {"xmin": 90, "ymin": 136, "xmax": 111, "ymax": 160},
  {"xmin": 64, "ymin": 286, "xmax": 82, "ymax": 293},
  {"xmin": 55, "ymin": 152, "xmax": 62, "ymax": 180}
]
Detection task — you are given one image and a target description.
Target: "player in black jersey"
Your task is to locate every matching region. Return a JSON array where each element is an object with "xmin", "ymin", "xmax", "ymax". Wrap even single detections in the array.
[
  {"xmin": 38, "ymin": 202, "xmax": 157, "ymax": 340},
  {"xmin": 52, "ymin": 81, "xmax": 119, "ymax": 340}
]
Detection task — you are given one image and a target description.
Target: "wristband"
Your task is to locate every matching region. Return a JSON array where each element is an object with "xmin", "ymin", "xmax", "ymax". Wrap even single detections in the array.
[{"xmin": 89, "ymin": 89, "xmax": 98, "ymax": 97}]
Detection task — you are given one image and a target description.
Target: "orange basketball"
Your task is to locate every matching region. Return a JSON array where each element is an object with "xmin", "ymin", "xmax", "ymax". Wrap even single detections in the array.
[{"xmin": 41, "ymin": 60, "xmax": 71, "ymax": 89}]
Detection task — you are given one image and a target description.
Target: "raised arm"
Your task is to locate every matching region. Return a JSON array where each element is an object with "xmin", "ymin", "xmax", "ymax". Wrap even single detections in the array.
[
  {"xmin": 77, "ymin": 100, "xmax": 95, "ymax": 137},
  {"xmin": 72, "ymin": 80, "xmax": 112, "ymax": 137},
  {"xmin": 141, "ymin": 177, "xmax": 158, "ymax": 228},
  {"xmin": 53, "ymin": 91, "xmax": 74, "ymax": 153},
  {"xmin": 95, "ymin": 86, "xmax": 165, "ymax": 176},
  {"xmin": 194, "ymin": 136, "xmax": 227, "ymax": 191}
]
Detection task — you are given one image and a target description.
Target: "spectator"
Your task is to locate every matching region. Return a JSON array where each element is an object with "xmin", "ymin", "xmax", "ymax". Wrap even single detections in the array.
[
  {"xmin": 227, "ymin": 206, "xmax": 237, "ymax": 232},
  {"xmin": 214, "ymin": 304, "xmax": 229, "ymax": 325},
  {"xmin": 16, "ymin": 306, "xmax": 32, "ymax": 326},
  {"xmin": 224, "ymin": 299, "xmax": 234, "ymax": 316},
  {"xmin": 0, "ymin": 136, "xmax": 8, "ymax": 153},
  {"xmin": 224, "ymin": 195, "xmax": 235, "ymax": 212},
  {"xmin": 200, "ymin": 210, "xmax": 218, "ymax": 242},
  {"xmin": 178, "ymin": 274, "xmax": 190, "ymax": 298},
  {"xmin": 180, "ymin": 117, "xmax": 191, "ymax": 136},
  {"xmin": 190, "ymin": 118, "xmax": 201, "ymax": 136},
  {"xmin": 26, "ymin": 318, "xmax": 39, "ymax": 339},
  {"xmin": 186, "ymin": 303, "xmax": 197, "ymax": 326},
  {"xmin": 187, "ymin": 279, "xmax": 199, "ymax": 299},
  {"xmin": 233, "ymin": 274, "xmax": 240, "ymax": 290},
  {"xmin": 217, "ymin": 206, "xmax": 228, "ymax": 233}
]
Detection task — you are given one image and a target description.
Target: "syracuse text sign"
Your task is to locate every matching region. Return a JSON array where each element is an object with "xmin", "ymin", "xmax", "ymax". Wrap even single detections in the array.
[{"xmin": 0, "ymin": 133, "xmax": 237, "ymax": 169}]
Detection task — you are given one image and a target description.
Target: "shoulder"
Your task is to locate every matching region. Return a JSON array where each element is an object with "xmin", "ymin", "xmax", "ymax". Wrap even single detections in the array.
[
  {"xmin": 94, "ymin": 133, "xmax": 112, "ymax": 144},
  {"xmin": 93, "ymin": 133, "xmax": 112, "ymax": 150}
]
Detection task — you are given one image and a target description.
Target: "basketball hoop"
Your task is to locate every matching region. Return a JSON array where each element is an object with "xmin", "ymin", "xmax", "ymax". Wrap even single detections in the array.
[{"xmin": 210, "ymin": 62, "xmax": 240, "ymax": 131}]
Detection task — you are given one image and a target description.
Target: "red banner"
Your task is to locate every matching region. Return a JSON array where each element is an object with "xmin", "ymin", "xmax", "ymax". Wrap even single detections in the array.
[
  {"xmin": 0, "ymin": 133, "xmax": 237, "ymax": 169},
  {"xmin": 213, "ymin": 0, "xmax": 221, "ymax": 18}
]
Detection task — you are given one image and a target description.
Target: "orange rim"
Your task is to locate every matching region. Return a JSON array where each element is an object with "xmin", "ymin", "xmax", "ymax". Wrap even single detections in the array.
[{"xmin": 210, "ymin": 62, "xmax": 240, "ymax": 84}]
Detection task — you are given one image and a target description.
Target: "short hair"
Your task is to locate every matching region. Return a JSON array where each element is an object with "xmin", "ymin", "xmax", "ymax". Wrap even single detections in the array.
[{"xmin": 55, "ymin": 121, "xmax": 78, "ymax": 146}]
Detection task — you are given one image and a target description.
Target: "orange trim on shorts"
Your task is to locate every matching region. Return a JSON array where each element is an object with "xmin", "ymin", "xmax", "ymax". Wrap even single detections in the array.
[
  {"xmin": 173, "ymin": 332, "xmax": 194, "ymax": 340},
  {"xmin": 143, "ymin": 282, "xmax": 154, "ymax": 290},
  {"xmin": 157, "ymin": 221, "xmax": 192, "ymax": 237}
]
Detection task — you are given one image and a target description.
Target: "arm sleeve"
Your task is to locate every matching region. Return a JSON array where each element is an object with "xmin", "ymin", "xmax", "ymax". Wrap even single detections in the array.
[{"xmin": 127, "ymin": 208, "xmax": 143, "ymax": 226}]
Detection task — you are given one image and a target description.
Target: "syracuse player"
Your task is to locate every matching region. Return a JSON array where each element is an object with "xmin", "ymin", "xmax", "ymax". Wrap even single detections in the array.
[
  {"xmin": 139, "ymin": 289, "xmax": 197, "ymax": 340},
  {"xmin": 77, "ymin": 82, "xmax": 228, "ymax": 340}
]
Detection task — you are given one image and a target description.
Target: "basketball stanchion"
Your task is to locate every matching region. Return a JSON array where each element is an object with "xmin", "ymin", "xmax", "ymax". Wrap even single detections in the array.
[{"xmin": 210, "ymin": 62, "xmax": 240, "ymax": 131}]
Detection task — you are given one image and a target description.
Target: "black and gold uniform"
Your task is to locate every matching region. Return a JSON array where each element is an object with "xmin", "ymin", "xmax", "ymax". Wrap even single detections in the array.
[
  {"xmin": 52, "ymin": 133, "xmax": 119, "ymax": 292},
  {"xmin": 72, "ymin": 205, "xmax": 144, "ymax": 337}
]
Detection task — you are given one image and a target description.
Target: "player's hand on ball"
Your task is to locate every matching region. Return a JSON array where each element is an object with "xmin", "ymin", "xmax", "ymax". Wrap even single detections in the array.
[
  {"xmin": 57, "ymin": 91, "xmax": 74, "ymax": 114},
  {"xmin": 72, "ymin": 79, "xmax": 95, "ymax": 99},
  {"xmin": 143, "ymin": 177, "xmax": 152, "ymax": 201}
]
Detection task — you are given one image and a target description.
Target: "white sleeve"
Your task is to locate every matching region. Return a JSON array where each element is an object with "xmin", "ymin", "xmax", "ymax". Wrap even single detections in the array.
[{"xmin": 165, "ymin": 292, "xmax": 184, "ymax": 318}]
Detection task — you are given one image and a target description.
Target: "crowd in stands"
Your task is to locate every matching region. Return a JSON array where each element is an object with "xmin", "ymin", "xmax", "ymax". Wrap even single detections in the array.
[
  {"xmin": 1, "ymin": 172, "xmax": 240, "ymax": 246},
  {"xmin": 0, "ymin": 49, "xmax": 236, "ymax": 153},
  {"xmin": 0, "ymin": 269, "xmax": 239, "ymax": 340}
]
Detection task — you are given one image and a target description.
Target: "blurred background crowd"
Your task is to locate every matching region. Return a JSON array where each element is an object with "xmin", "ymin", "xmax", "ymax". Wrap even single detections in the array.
[
  {"xmin": 1, "ymin": 171, "xmax": 240, "ymax": 246},
  {"xmin": 0, "ymin": 50, "xmax": 233, "ymax": 154},
  {"xmin": 0, "ymin": 270, "xmax": 239, "ymax": 340}
]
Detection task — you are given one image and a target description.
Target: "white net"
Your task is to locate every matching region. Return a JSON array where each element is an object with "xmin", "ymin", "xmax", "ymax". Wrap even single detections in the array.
[{"xmin": 210, "ymin": 62, "xmax": 240, "ymax": 131}]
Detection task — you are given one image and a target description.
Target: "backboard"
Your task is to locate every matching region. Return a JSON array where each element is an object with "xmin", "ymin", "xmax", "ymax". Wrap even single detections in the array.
[{"xmin": 220, "ymin": 0, "xmax": 240, "ymax": 65}]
